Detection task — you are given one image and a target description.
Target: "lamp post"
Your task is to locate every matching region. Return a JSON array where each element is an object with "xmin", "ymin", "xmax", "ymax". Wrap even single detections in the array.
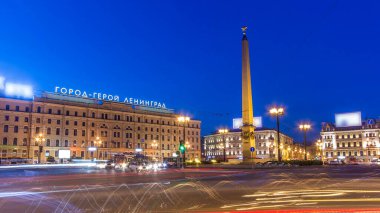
[
  {"xmin": 269, "ymin": 107, "xmax": 284, "ymax": 162},
  {"xmin": 178, "ymin": 116, "xmax": 190, "ymax": 169},
  {"xmin": 94, "ymin": 136, "xmax": 102, "ymax": 160},
  {"xmin": 152, "ymin": 140, "xmax": 159, "ymax": 162},
  {"xmin": 316, "ymin": 139, "xmax": 323, "ymax": 163},
  {"xmin": 299, "ymin": 124, "xmax": 311, "ymax": 160},
  {"xmin": 218, "ymin": 128, "xmax": 229, "ymax": 162},
  {"xmin": 34, "ymin": 133, "xmax": 46, "ymax": 164}
]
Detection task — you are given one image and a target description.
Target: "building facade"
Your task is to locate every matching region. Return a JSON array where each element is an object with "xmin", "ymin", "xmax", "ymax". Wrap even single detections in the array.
[
  {"xmin": 0, "ymin": 93, "xmax": 201, "ymax": 164},
  {"xmin": 204, "ymin": 128, "xmax": 303, "ymax": 162},
  {"xmin": 321, "ymin": 118, "xmax": 380, "ymax": 163}
]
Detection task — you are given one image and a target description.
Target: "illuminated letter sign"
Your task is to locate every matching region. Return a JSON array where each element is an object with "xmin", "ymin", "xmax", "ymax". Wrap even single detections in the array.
[{"xmin": 53, "ymin": 86, "xmax": 167, "ymax": 109}]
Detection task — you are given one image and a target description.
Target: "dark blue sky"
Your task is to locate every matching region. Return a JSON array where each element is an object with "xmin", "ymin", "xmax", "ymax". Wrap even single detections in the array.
[{"xmin": 1, "ymin": 1, "xmax": 380, "ymax": 143}]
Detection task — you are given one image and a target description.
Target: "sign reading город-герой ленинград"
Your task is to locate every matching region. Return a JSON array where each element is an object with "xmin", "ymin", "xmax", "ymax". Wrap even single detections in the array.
[{"xmin": 54, "ymin": 86, "xmax": 167, "ymax": 109}]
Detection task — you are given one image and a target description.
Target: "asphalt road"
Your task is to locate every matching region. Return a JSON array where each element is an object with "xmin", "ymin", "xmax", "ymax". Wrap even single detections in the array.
[{"xmin": 1, "ymin": 165, "xmax": 380, "ymax": 212}]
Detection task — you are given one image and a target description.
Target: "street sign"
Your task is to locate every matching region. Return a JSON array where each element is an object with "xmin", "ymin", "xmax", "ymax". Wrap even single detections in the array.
[{"xmin": 250, "ymin": 147, "xmax": 255, "ymax": 152}]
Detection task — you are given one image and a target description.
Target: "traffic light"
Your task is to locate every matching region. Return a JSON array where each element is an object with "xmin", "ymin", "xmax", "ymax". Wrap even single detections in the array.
[{"xmin": 179, "ymin": 141, "xmax": 186, "ymax": 153}]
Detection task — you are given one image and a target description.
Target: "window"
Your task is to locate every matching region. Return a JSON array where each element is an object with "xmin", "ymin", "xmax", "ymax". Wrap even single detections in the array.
[
  {"xmin": 65, "ymin": 140, "xmax": 69, "ymax": 147},
  {"xmin": 48, "ymin": 119, "xmax": 51, "ymax": 124},
  {"xmin": 13, "ymin": 138, "xmax": 17, "ymax": 146},
  {"xmin": 46, "ymin": 139, "xmax": 50, "ymax": 146},
  {"xmin": 82, "ymin": 130, "xmax": 86, "ymax": 136},
  {"xmin": 5, "ymin": 105, "xmax": 10, "ymax": 110},
  {"xmin": 48, "ymin": 109, "xmax": 52, "ymax": 114},
  {"xmin": 5, "ymin": 115, "xmax": 9, "ymax": 121},
  {"xmin": 56, "ymin": 128, "xmax": 60, "ymax": 135},
  {"xmin": 25, "ymin": 107, "xmax": 29, "ymax": 112},
  {"xmin": 25, "ymin": 117, "xmax": 29, "ymax": 122},
  {"xmin": 23, "ymin": 138, "xmax": 27, "ymax": 146},
  {"xmin": 66, "ymin": 120, "xmax": 69, "ymax": 125},
  {"xmin": 57, "ymin": 120, "xmax": 61, "ymax": 125},
  {"xmin": 74, "ymin": 111, "xmax": 78, "ymax": 116},
  {"xmin": 4, "ymin": 125, "xmax": 9, "ymax": 132},
  {"xmin": 57, "ymin": 110, "xmax": 61, "ymax": 115},
  {"xmin": 15, "ymin": 106, "xmax": 19, "ymax": 111},
  {"xmin": 82, "ymin": 112, "xmax": 86, "ymax": 117},
  {"xmin": 37, "ymin": 106, "xmax": 41, "ymax": 113},
  {"xmin": 35, "ymin": 127, "xmax": 40, "ymax": 134},
  {"xmin": 74, "ymin": 129, "xmax": 77, "ymax": 136},
  {"xmin": 15, "ymin": 116, "xmax": 19, "ymax": 122},
  {"xmin": 14, "ymin": 126, "xmax": 18, "ymax": 133},
  {"xmin": 65, "ymin": 129, "xmax": 69, "ymax": 136},
  {"xmin": 47, "ymin": 128, "xmax": 51, "ymax": 135},
  {"xmin": 82, "ymin": 122, "xmax": 86, "ymax": 127},
  {"xmin": 56, "ymin": 140, "xmax": 60, "ymax": 147},
  {"xmin": 23, "ymin": 126, "xmax": 28, "ymax": 133},
  {"xmin": 3, "ymin": 137, "xmax": 7, "ymax": 145},
  {"xmin": 74, "ymin": 121, "xmax": 78, "ymax": 126},
  {"xmin": 92, "ymin": 112, "xmax": 95, "ymax": 118},
  {"xmin": 36, "ymin": 118, "xmax": 41, "ymax": 123},
  {"xmin": 66, "ymin": 111, "xmax": 70, "ymax": 116}
]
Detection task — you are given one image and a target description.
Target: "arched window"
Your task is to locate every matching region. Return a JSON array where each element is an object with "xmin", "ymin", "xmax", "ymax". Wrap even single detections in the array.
[
  {"xmin": 13, "ymin": 138, "xmax": 18, "ymax": 146},
  {"xmin": 46, "ymin": 139, "xmax": 51, "ymax": 146}
]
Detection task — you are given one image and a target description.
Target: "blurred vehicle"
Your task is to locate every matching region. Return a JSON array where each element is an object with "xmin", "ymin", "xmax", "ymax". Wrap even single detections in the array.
[
  {"xmin": 346, "ymin": 157, "xmax": 359, "ymax": 165},
  {"xmin": 105, "ymin": 160, "xmax": 115, "ymax": 169},
  {"xmin": 166, "ymin": 161, "xmax": 177, "ymax": 168},
  {"xmin": 329, "ymin": 160, "xmax": 342, "ymax": 165},
  {"xmin": 371, "ymin": 159, "xmax": 380, "ymax": 165}
]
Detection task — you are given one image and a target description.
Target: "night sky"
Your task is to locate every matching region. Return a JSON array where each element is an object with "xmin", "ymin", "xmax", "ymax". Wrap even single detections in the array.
[{"xmin": 1, "ymin": 1, "xmax": 380, "ymax": 143}]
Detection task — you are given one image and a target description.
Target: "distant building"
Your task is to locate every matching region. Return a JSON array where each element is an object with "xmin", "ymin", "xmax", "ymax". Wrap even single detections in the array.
[
  {"xmin": 321, "ymin": 112, "xmax": 379, "ymax": 162},
  {"xmin": 203, "ymin": 126, "xmax": 303, "ymax": 162}
]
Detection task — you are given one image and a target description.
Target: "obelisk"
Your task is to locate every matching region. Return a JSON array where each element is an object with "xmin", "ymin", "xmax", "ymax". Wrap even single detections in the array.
[{"xmin": 241, "ymin": 26, "xmax": 256, "ymax": 162}]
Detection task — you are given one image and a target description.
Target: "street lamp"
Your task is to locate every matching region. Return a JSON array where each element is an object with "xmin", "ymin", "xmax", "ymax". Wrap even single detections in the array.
[
  {"xmin": 34, "ymin": 133, "xmax": 46, "ymax": 164},
  {"xmin": 269, "ymin": 107, "xmax": 284, "ymax": 162},
  {"xmin": 178, "ymin": 116, "xmax": 190, "ymax": 168},
  {"xmin": 94, "ymin": 136, "xmax": 102, "ymax": 160},
  {"xmin": 218, "ymin": 128, "xmax": 229, "ymax": 162},
  {"xmin": 299, "ymin": 124, "xmax": 311, "ymax": 160},
  {"xmin": 152, "ymin": 140, "xmax": 160, "ymax": 162},
  {"xmin": 316, "ymin": 139, "xmax": 323, "ymax": 161}
]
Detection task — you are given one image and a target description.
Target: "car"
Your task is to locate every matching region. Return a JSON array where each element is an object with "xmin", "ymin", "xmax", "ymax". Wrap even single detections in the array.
[
  {"xmin": 105, "ymin": 160, "xmax": 115, "ymax": 169},
  {"xmin": 329, "ymin": 160, "xmax": 341, "ymax": 165}
]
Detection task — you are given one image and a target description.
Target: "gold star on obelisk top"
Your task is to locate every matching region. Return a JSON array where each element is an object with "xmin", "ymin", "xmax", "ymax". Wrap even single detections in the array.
[{"xmin": 241, "ymin": 26, "xmax": 248, "ymax": 34}]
